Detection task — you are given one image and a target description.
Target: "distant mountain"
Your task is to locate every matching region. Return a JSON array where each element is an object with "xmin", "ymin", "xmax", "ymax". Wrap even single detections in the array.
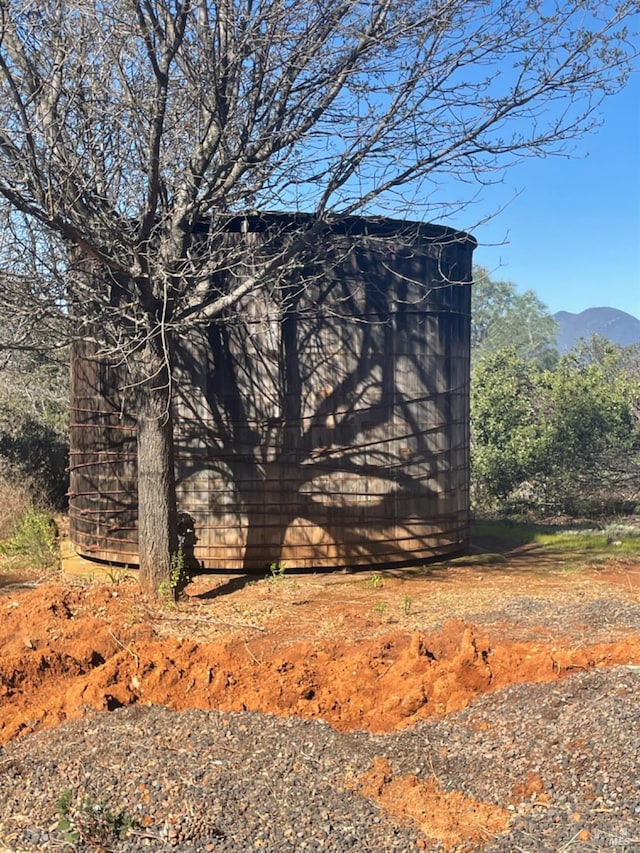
[{"xmin": 553, "ymin": 307, "xmax": 640, "ymax": 352}]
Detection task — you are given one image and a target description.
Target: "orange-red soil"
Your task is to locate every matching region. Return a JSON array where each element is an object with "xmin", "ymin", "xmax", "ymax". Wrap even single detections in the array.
[{"xmin": 1, "ymin": 553, "xmax": 639, "ymax": 851}]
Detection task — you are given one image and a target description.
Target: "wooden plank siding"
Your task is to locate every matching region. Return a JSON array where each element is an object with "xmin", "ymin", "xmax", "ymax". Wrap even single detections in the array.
[{"xmin": 69, "ymin": 215, "xmax": 475, "ymax": 571}]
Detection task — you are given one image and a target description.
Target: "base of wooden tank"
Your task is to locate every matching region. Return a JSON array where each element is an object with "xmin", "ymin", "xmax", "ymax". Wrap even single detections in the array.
[{"xmin": 67, "ymin": 529, "xmax": 470, "ymax": 573}]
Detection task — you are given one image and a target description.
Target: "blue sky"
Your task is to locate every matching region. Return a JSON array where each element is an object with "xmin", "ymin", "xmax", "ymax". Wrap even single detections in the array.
[{"xmin": 448, "ymin": 72, "xmax": 640, "ymax": 320}]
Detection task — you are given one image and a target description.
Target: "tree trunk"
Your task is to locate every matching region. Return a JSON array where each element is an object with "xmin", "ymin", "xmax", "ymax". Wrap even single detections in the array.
[{"xmin": 135, "ymin": 336, "xmax": 178, "ymax": 597}]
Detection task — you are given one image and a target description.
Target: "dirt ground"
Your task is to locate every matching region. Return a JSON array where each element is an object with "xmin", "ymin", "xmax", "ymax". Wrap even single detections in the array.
[{"xmin": 1, "ymin": 537, "xmax": 640, "ymax": 850}]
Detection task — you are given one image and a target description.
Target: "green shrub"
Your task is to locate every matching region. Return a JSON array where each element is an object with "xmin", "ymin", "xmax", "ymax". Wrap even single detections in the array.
[
  {"xmin": 56, "ymin": 788, "xmax": 135, "ymax": 848},
  {"xmin": 0, "ymin": 503, "xmax": 59, "ymax": 571}
]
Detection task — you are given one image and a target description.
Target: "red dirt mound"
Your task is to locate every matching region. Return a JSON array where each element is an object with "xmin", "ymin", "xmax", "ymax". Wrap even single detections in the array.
[{"xmin": 2, "ymin": 573, "xmax": 639, "ymax": 743}]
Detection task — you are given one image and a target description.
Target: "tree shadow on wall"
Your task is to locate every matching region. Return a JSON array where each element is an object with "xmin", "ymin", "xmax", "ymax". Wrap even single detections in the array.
[{"xmin": 174, "ymin": 240, "xmax": 469, "ymax": 572}]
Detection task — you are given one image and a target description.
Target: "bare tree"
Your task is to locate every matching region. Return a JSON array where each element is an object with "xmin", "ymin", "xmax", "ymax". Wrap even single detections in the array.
[{"xmin": 0, "ymin": 0, "xmax": 636, "ymax": 594}]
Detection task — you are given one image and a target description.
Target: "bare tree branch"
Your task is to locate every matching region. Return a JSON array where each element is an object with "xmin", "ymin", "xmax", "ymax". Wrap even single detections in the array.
[{"xmin": 0, "ymin": 0, "xmax": 636, "ymax": 592}]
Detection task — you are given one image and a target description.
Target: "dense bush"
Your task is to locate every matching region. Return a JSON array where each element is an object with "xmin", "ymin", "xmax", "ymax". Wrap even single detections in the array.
[
  {"xmin": 0, "ymin": 411, "xmax": 68, "ymax": 507},
  {"xmin": 0, "ymin": 351, "xmax": 68, "ymax": 507},
  {"xmin": 471, "ymin": 338, "xmax": 640, "ymax": 516}
]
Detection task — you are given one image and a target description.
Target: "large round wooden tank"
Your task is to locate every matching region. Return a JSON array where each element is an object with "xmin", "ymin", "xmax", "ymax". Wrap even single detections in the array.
[{"xmin": 69, "ymin": 214, "xmax": 476, "ymax": 570}]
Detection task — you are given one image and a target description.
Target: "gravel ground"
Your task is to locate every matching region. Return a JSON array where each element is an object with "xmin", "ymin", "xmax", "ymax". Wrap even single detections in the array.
[
  {"xmin": 465, "ymin": 595, "xmax": 640, "ymax": 643},
  {"xmin": 1, "ymin": 666, "xmax": 639, "ymax": 852}
]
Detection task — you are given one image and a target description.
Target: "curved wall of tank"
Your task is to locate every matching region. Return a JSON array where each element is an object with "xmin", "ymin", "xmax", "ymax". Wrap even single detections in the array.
[{"xmin": 69, "ymin": 214, "xmax": 475, "ymax": 570}]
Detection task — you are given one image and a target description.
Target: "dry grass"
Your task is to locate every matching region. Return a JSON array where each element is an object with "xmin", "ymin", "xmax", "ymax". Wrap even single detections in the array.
[{"xmin": 0, "ymin": 463, "xmax": 34, "ymax": 541}]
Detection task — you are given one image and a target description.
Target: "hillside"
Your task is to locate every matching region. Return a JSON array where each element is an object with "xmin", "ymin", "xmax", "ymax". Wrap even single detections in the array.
[{"xmin": 554, "ymin": 306, "xmax": 640, "ymax": 352}]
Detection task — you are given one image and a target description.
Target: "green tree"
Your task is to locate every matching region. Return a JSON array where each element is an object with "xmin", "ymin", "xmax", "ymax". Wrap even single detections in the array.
[
  {"xmin": 471, "ymin": 339, "xmax": 640, "ymax": 514},
  {"xmin": 471, "ymin": 266, "xmax": 558, "ymax": 366},
  {"xmin": 0, "ymin": 0, "xmax": 636, "ymax": 593},
  {"xmin": 539, "ymin": 340, "xmax": 640, "ymax": 511},
  {"xmin": 471, "ymin": 348, "xmax": 545, "ymax": 509}
]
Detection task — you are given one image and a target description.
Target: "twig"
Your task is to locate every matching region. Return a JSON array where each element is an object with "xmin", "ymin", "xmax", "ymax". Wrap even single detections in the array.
[
  {"xmin": 108, "ymin": 629, "xmax": 140, "ymax": 667},
  {"xmin": 128, "ymin": 829, "xmax": 166, "ymax": 842},
  {"xmin": 376, "ymin": 659, "xmax": 397, "ymax": 680},
  {"xmin": 0, "ymin": 575, "xmax": 51, "ymax": 590},
  {"xmin": 558, "ymin": 830, "xmax": 587, "ymax": 852},
  {"xmin": 160, "ymin": 742, "xmax": 241, "ymax": 754},
  {"xmin": 244, "ymin": 641, "xmax": 261, "ymax": 664},
  {"xmin": 160, "ymin": 615, "xmax": 265, "ymax": 631}
]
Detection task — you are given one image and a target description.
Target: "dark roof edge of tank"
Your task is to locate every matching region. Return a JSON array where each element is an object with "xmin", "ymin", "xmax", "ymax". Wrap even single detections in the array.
[{"xmin": 193, "ymin": 211, "xmax": 477, "ymax": 246}]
